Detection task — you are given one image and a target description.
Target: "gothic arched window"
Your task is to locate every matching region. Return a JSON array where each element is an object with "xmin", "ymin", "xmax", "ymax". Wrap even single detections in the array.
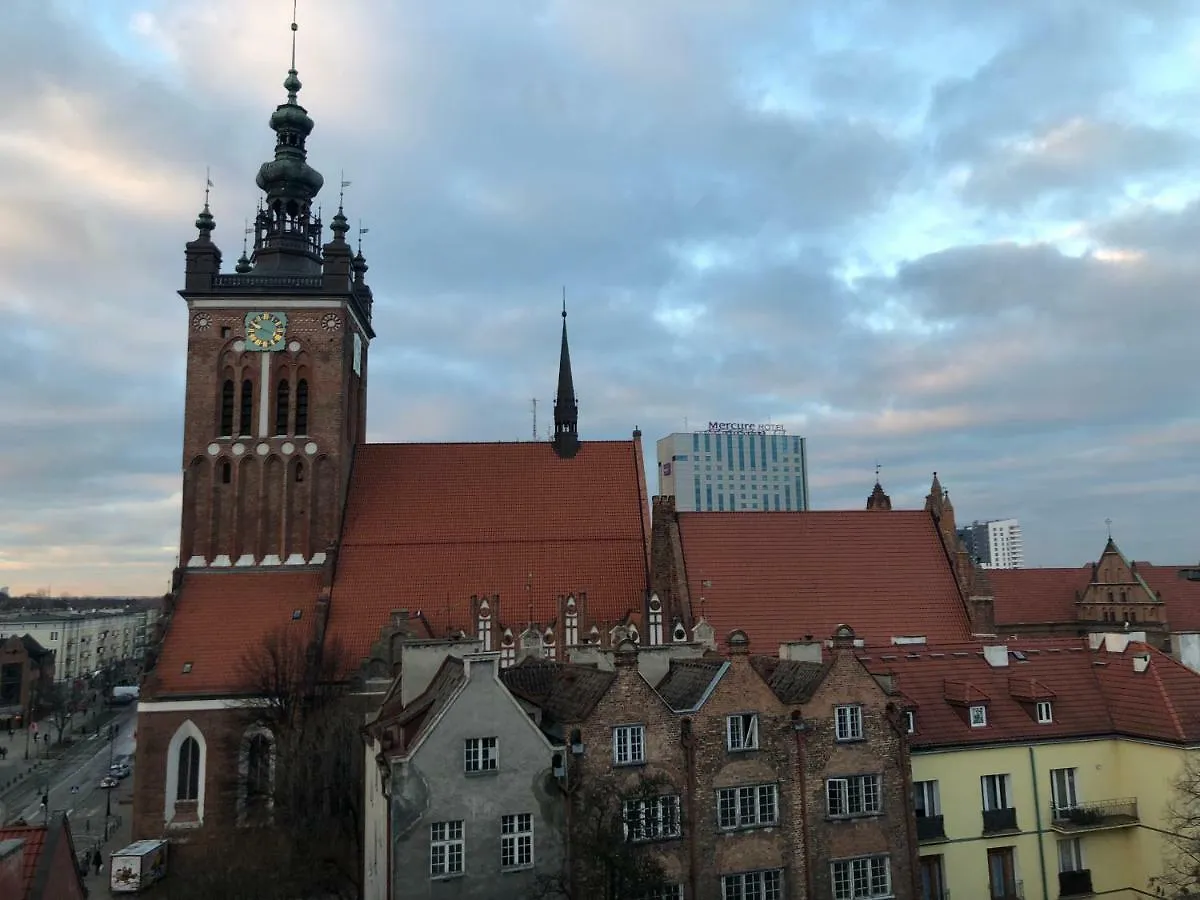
[
  {"xmin": 177, "ymin": 737, "xmax": 201, "ymax": 802},
  {"xmin": 240, "ymin": 380, "xmax": 254, "ymax": 436},
  {"xmin": 246, "ymin": 734, "xmax": 272, "ymax": 807},
  {"xmin": 295, "ymin": 380, "xmax": 309, "ymax": 435},
  {"xmin": 220, "ymin": 380, "xmax": 235, "ymax": 436},
  {"xmin": 275, "ymin": 379, "xmax": 290, "ymax": 435}
]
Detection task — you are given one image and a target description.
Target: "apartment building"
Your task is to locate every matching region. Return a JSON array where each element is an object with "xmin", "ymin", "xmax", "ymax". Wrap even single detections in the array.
[
  {"xmin": 656, "ymin": 427, "xmax": 810, "ymax": 512},
  {"xmin": 0, "ymin": 606, "xmax": 155, "ymax": 683},
  {"xmin": 862, "ymin": 633, "xmax": 1200, "ymax": 899}
]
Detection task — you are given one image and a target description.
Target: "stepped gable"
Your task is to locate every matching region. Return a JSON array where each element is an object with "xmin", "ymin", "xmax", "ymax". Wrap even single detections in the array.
[
  {"xmin": 149, "ymin": 570, "xmax": 321, "ymax": 696},
  {"xmin": 676, "ymin": 509, "xmax": 971, "ymax": 650},
  {"xmin": 328, "ymin": 440, "xmax": 651, "ymax": 665}
]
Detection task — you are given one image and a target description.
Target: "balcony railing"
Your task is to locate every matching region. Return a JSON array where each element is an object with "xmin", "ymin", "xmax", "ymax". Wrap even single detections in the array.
[
  {"xmin": 982, "ymin": 807, "xmax": 1019, "ymax": 833},
  {"xmin": 1051, "ymin": 798, "xmax": 1139, "ymax": 832},
  {"xmin": 916, "ymin": 814, "xmax": 947, "ymax": 841},
  {"xmin": 1058, "ymin": 869, "xmax": 1093, "ymax": 897},
  {"xmin": 988, "ymin": 879, "xmax": 1023, "ymax": 900}
]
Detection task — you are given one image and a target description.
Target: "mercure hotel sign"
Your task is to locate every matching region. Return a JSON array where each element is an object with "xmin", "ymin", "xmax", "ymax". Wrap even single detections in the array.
[{"xmin": 707, "ymin": 422, "xmax": 787, "ymax": 435}]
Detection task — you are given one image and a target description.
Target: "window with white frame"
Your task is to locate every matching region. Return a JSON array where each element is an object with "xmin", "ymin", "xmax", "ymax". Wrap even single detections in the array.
[
  {"xmin": 717, "ymin": 784, "xmax": 779, "ymax": 829},
  {"xmin": 969, "ymin": 704, "xmax": 988, "ymax": 727},
  {"xmin": 1037, "ymin": 700, "xmax": 1053, "ymax": 724},
  {"xmin": 622, "ymin": 795, "xmax": 681, "ymax": 841},
  {"xmin": 834, "ymin": 705, "xmax": 863, "ymax": 741},
  {"xmin": 832, "ymin": 855, "xmax": 891, "ymax": 900},
  {"xmin": 1058, "ymin": 837, "xmax": 1083, "ymax": 873},
  {"xmin": 429, "ymin": 820, "xmax": 464, "ymax": 877},
  {"xmin": 727, "ymin": 713, "xmax": 759, "ymax": 751},
  {"xmin": 827, "ymin": 775, "xmax": 882, "ymax": 817},
  {"xmin": 721, "ymin": 869, "xmax": 783, "ymax": 900},
  {"xmin": 613, "ymin": 725, "xmax": 646, "ymax": 765},
  {"xmin": 500, "ymin": 813, "xmax": 533, "ymax": 869},
  {"xmin": 639, "ymin": 886, "xmax": 683, "ymax": 900},
  {"xmin": 464, "ymin": 737, "xmax": 498, "ymax": 774},
  {"xmin": 981, "ymin": 773, "xmax": 1013, "ymax": 810},
  {"xmin": 913, "ymin": 780, "xmax": 940, "ymax": 818}
]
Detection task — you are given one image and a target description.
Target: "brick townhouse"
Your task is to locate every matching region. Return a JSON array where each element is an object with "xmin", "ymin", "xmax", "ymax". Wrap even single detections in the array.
[{"xmin": 501, "ymin": 625, "xmax": 919, "ymax": 900}]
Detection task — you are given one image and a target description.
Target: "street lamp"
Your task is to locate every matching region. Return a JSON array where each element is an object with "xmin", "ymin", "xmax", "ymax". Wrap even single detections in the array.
[{"xmin": 103, "ymin": 723, "xmax": 119, "ymax": 839}]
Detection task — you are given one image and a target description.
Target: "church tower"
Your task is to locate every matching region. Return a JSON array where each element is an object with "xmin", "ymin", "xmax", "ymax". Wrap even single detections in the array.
[{"xmin": 177, "ymin": 31, "xmax": 372, "ymax": 569}]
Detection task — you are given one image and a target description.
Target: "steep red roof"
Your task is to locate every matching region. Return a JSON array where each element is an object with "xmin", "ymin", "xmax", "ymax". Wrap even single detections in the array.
[
  {"xmin": 328, "ymin": 441, "xmax": 650, "ymax": 665},
  {"xmin": 150, "ymin": 570, "xmax": 321, "ymax": 696},
  {"xmin": 676, "ymin": 510, "xmax": 971, "ymax": 650},
  {"xmin": 1140, "ymin": 565, "xmax": 1200, "ymax": 631},
  {"xmin": 863, "ymin": 636, "xmax": 1200, "ymax": 748},
  {"xmin": 0, "ymin": 814, "xmax": 86, "ymax": 900},
  {"xmin": 989, "ymin": 567, "xmax": 1090, "ymax": 626}
]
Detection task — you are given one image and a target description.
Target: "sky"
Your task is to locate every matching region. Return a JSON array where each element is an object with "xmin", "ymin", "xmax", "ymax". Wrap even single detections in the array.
[{"xmin": 2, "ymin": 0, "xmax": 1200, "ymax": 596}]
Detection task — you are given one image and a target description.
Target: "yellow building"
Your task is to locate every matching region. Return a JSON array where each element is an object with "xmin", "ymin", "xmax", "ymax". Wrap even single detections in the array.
[{"xmin": 864, "ymin": 633, "xmax": 1200, "ymax": 900}]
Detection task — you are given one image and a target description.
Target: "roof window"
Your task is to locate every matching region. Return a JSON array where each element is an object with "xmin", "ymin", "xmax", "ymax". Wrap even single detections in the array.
[{"xmin": 969, "ymin": 704, "xmax": 988, "ymax": 727}]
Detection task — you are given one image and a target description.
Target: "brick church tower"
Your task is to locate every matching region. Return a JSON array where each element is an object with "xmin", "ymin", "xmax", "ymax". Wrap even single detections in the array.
[{"xmin": 177, "ymin": 56, "xmax": 373, "ymax": 569}]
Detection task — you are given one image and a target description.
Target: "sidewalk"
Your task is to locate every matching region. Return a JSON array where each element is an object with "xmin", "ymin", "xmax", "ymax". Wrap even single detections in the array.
[
  {"xmin": 77, "ymin": 781, "xmax": 134, "ymax": 899},
  {"xmin": 0, "ymin": 699, "xmax": 122, "ymax": 813}
]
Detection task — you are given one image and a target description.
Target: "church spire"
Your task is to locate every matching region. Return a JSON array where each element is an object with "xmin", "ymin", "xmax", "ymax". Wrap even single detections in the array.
[
  {"xmin": 552, "ymin": 289, "xmax": 579, "ymax": 459},
  {"xmin": 250, "ymin": 4, "xmax": 325, "ymax": 273}
]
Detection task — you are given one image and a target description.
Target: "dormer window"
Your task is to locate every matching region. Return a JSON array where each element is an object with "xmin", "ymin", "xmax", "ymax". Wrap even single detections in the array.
[
  {"xmin": 969, "ymin": 705, "xmax": 988, "ymax": 728},
  {"xmin": 1036, "ymin": 701, "xmax": 1053, "ymax": 724}
]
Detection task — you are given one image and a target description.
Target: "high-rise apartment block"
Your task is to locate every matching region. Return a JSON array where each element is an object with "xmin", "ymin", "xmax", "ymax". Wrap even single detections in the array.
[
  {"xmin": 959, "ymin": 518, "xmax": 1025, "ymax": 569},
  {"xmin": 656, "ymin": 424, "xmax": 809, "ymax": 512}
]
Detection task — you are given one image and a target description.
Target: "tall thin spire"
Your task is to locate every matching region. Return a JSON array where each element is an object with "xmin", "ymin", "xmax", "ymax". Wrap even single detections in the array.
[{"xmin": 552, "ymin": 287, "xmax": 580, "ymax": 459}]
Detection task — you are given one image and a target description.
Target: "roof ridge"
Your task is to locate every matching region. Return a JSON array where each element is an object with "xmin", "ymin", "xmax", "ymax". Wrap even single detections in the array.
[{"xmin": 1148, "ymin": 653, "xmax": 1186, "ymax": 741}]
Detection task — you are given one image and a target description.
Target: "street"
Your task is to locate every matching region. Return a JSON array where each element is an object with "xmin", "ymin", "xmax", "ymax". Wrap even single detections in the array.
[{"xmin": 1, "ymin": 706, "xmax": 137, "ymax": 832}]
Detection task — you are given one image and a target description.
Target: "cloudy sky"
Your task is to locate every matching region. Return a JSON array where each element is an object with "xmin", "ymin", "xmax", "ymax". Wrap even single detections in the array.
[{"xmin": 3, "ymin": 0, "xmax": 1199, "ymax": 595}]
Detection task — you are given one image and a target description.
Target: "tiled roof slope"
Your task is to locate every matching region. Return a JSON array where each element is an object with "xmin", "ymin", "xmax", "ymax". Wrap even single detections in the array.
[
  {"xmin": 376, "ymin": 656, "xmax": 467, "ymax": 754},
  {"xmin": 328, "ymin": 441, "xmax": 650, "ymax": 663},
  {"xmin": 862, "ymin": 637, "xmax": 1200, "ymax": 748},
  {"xmin": 654, "ymin": 658, "xmax": 727, "ymax": 710},
  {"xmin": 676, "ymin": 511, "xmax": 971, "ymax": 649},
  {"xmin": 0, "ymin": 824, "xmax": 44, "ymax": 900},
  {"xmin": 0, "ymin": 813, "xmax": 84, "ymax": 900},
  {"xmin": 988, "ymin": 567, "xmax": 1090, "ymax": 625},
  {"xmin": 500, "ymin": 658, "xmax": 615, "ymax": 722},
  {"xmin": 1141, "ymin": 565, "xmax": 1200, "ymax": 631},
  {"xmin": 751, "ymin": 656, "xmax": 831, "ymax": 703},
  {"xmin": 149, "ymin": 571, "xmax": 321, "ymax": 696}
]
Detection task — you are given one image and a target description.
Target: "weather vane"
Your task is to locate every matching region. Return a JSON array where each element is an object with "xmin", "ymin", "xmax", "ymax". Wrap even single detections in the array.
[
  {"xmin": 291, "ymin": 0, "xmax": 299, "ymax": 69},
  {"xmin": 1105, "ymin": 517, "xmax": 1113, "ymax": 539}
]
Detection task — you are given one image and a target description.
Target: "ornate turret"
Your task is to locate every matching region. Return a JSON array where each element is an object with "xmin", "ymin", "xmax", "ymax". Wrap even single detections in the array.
[
  {"xmin": 249, "ymin": 20, "xmax": 325, "ymax": 273},
  {"xmin": 183, "ymin": 194, "xmax": 221, "ymax": 291},
  {"xmin": 552, "ymin": 297, "xmax": 579, "ymax": 459},
  {"xmin": 866, "ymin": 478, "xmax": 892, "ymax": 511}
]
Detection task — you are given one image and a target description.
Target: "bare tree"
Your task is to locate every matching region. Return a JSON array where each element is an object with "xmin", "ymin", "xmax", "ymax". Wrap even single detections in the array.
[
  {"xmin": 536, "ymin": 772, "xmax": 675, "ymax": 900},
  {"xmin": 164, "ymin": 627, "xmax": 364, "ymax": 900},
  {"xmin": 43, "ymin": 681, "xmax": 82, "ymax": 746},
  {"xmin": 1160, "ymin": 753, "xmax": 1200, "ymax": 898}
]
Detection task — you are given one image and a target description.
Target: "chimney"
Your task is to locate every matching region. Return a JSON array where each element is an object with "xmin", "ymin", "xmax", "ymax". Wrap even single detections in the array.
[
  {"xmin": 982, "ymin": 645, "xmax": 1009, "ymax": 668},
  {"xmin": 1133, "ymin": 653, "xmax": 1151, "ymax": 674},
  {"xmin": 779, "ymin": 639, "xmax": 823, "ymax": 663}
]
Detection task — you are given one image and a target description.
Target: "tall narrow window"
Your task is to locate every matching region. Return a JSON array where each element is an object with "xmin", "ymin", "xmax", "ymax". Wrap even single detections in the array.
[
  {"xmin": 275, "ymin": 379, "xmax": 290, "ymax": 435},
  {"xmin": 295, "ymin": 379, "xmax": 309, "ymax": 434},
  {"xmin": 219, "ymin": 380, "xmax": 234, "ymax": 436},
  {"xmin": 246, "ymin": 734, "xmax": 272, "ymax": 808},
  {"xmin": 240, "ymin": 380, "xmax": 254, "ymax": 435},
  {"xmin": 221, "ymin": 461, "xmax": 232, "ymax": 484},
  {"xmin": 177, "ymin": 737, "xmax": 201, "ymax": 801}
]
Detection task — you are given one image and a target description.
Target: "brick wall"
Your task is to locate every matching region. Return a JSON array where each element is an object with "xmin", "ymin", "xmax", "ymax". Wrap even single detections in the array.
[
  {"xmin": 179, "ymin": 305, "xmax": 362, "ymax": 566},
  {"xmin": 649, "ymin": 497, "xmax": 692, "ymax": 629},
  {"xmin": 800, "ymin": 647, "xmax": 918, "ymax": 900}
]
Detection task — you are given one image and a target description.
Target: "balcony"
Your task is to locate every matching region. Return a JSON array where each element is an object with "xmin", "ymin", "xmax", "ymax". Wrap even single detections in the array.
[
  {"xmin": 1058, "ymin": 869, "xmax": 1093, "ymax": 897},
  {"xmin": 1051, "ymin": 798, "xmax": 1138, "ymax": 832},
  {"xmin": 916, "ymin": 814, "xmax": 947, "ymax": 842},
  {"xmin": 982, "ymin": 807, "xmax": 1019, "ymax": 834}
]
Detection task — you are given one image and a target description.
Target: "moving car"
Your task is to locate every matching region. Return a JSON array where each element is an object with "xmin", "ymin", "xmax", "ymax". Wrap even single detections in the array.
[
  {"xmin": 100, "ymin": 776, "xmax": 119, "ymax": 789},
  {"xmin": 110, "ymin": 762, "xmax": 132, "ymax": 779}
]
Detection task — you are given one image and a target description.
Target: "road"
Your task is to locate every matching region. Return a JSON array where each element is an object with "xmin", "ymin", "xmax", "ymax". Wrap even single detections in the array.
[{"xmin": 1, "ymin": 707, "xmax": 137, "ymax": 834}]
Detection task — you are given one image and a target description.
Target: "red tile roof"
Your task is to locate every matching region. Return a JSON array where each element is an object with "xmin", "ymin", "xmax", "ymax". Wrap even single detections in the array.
[
  {"xmin": 0, "ymin": 824, "xmax": 44, "ymax": 900},
  {"xmin": 0, "ymin": 814, "xmax": 85, "ymax": 900},
  {"xmin": 328, "ymin": 441, "xmax": 651, "ymax": 666},
  {"xmin": 862, "ymin": 636, "xmax": 1200, "ymax": 748},
  {"xmin": 988, "ymin": 567, "xmax": 1090, "ymax": 625},
  {"xmin": 676, "ymin": 510, "xmax": 971, "ymax": 650},
  {"xmin": 149, "ymin": 570, "xmax": 321, "ymax": 696},
  {"xmin": 1140, "ymin": 565, "xmax": 1200, "ymax": 631}
]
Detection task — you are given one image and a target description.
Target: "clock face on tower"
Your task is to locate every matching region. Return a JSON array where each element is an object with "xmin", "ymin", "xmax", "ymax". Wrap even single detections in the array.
[{"xmin": 245, "ymin": 311, "xmax": 287, "ymax": 351}]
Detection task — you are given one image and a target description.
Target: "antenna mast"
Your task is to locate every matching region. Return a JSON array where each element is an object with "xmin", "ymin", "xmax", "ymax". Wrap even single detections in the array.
[{"xmin": 531, "ymin": 399, "xmax": 538, "ymax": 440}]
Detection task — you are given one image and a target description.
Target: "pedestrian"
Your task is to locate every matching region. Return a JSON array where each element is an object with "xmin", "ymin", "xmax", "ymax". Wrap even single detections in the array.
[{"xmin": 92, "ymin": 848, "xmax": 102, "ymax": 875}]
